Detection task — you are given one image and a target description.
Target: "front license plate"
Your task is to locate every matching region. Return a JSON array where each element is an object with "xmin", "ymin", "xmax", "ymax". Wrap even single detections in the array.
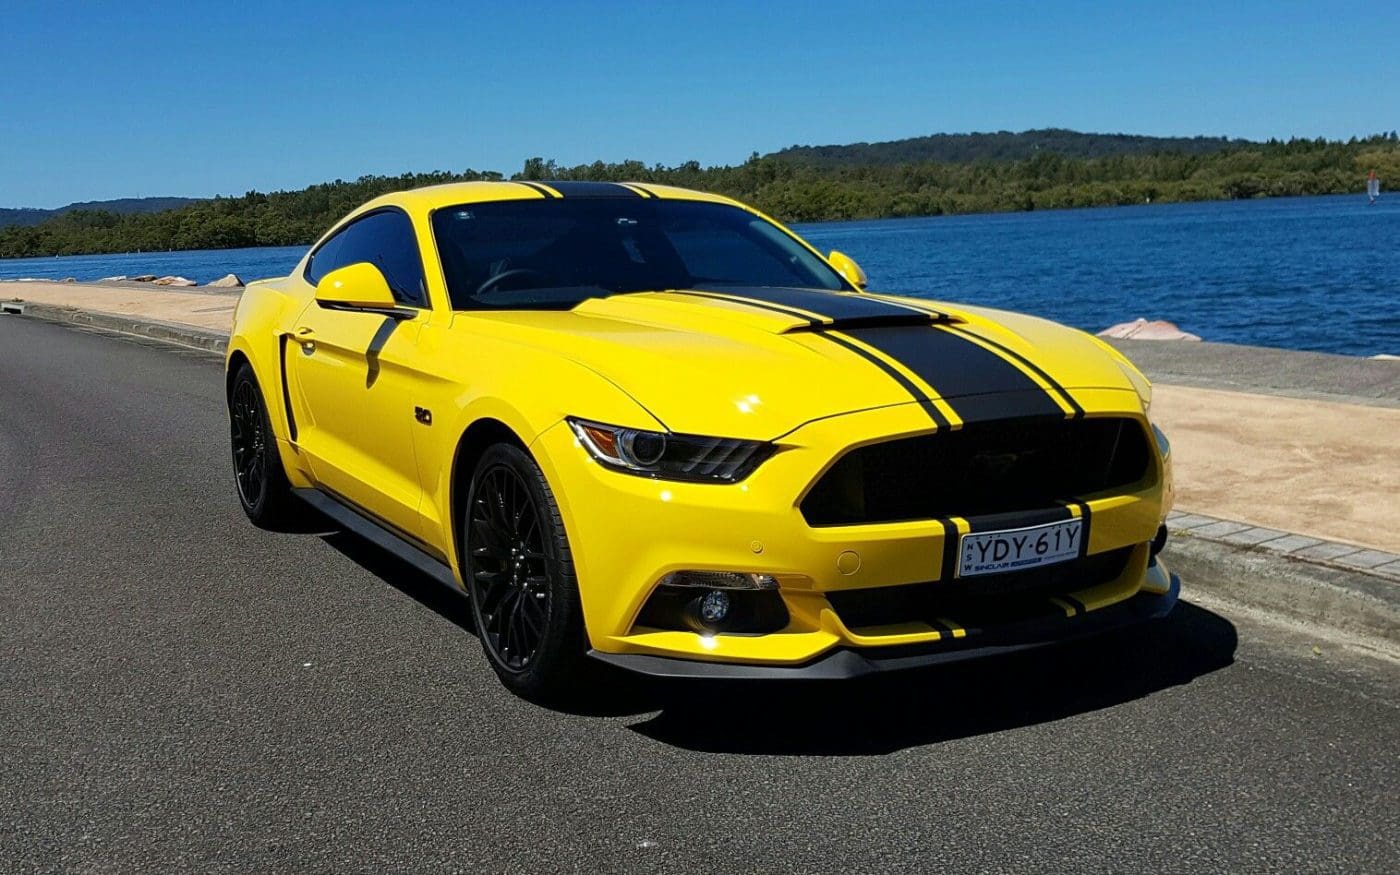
[{"xmin": 958, "ymin": 518, "xmax": 1083, "ymax": 578}]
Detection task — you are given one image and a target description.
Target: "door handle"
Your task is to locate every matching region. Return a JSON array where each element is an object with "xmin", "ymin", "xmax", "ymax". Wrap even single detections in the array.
[{"xmin": 293, "ymin": 327, "xmax": 316, "ymax": 353}]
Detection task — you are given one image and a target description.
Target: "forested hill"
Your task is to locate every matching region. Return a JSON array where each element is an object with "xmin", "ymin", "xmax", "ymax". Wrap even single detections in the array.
[
  {"xmin": 0, "ymin": 197, "xmax": 199, "ymax": 229},
  {"xmin": 769, "ymin": 128, "xmax": 1255, "ymax": 166},
  {"xmin": 3, "ymin": 133, "xmax": 1398, "ymax": 259}
]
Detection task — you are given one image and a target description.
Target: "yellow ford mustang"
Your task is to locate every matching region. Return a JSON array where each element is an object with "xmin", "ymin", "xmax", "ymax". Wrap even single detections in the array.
[{"xmin": 226, "ymin": 180, "xmax": 1178, "ymax": 699}]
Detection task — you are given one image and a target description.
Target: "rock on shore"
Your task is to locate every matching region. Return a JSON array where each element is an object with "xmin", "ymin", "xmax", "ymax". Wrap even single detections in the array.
[
  {"xmin": 205, "ymin": 273, "xmax": 243, "ymax": 288},
  {"xmin": 1098, "ymin": 318, "xmax": 1201, "ymax": 341},
  {"xmin": 151, "ymin": 275, "xmax": 196, "ymax": 287}
]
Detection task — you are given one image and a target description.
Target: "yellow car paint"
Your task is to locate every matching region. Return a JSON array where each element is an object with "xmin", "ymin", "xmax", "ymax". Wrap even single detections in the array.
[{"xmin": 227, "ymin": 180, "xmax": 1176, "ymax": 672}]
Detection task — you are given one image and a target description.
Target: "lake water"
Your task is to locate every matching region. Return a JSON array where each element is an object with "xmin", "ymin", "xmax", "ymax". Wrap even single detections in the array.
[{"xmin": 2, "ymin": 194, "xmax": 1396, "ymax": 356}]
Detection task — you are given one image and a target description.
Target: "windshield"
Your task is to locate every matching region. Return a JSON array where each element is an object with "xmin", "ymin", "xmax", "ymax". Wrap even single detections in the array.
[{"xmin": 430, "ymin": 197, "xmax": 850, "ymax": 310}]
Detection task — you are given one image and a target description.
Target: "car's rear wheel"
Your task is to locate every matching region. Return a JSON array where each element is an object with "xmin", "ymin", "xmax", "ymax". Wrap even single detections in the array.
[
  {"xmin": 228, "ymin": 363, "xmax": 298, "ymax": 529},
  {"xmin": 463, "ymin": 442, "xmax": 587, "ymax": 701}
]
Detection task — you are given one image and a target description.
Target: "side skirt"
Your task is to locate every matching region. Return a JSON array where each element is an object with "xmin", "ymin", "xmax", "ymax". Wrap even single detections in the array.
[{"xmin": 293, "ymin": 488, "xmax": 462, "ymax": 596}]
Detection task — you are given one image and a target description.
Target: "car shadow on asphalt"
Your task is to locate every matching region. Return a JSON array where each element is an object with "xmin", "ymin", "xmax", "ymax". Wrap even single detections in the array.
[
  {"xmin": 320, "ymin": 528, "xmax": 1240, "ymax": 744},
  {"xmin": 321, "ymin": 530, "xmax": 476, "ymax": 632},
  {"xmin": 319, "ymin": 528, "xmax": 663, "ymax": 717},
  {"xmin": 628, "ymin": 601, "xmax": 1238, "ymax": 755}
]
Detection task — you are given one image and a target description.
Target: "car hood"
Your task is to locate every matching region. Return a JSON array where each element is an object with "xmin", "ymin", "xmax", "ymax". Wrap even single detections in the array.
[{"xmin": 461, "ymin": 287, "xmax": 1148, "ymax": 439}]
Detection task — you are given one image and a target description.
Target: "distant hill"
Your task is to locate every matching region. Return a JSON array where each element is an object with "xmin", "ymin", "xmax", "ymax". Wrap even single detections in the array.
[
  {"xmin": 4, "ymin": 132, "xmax": 1396, "ymax": 259},
  {"xmin": 0, "ymin": 196, "xmax": 201, "ymax": 229},
  {"xmin": 768, "ymin": 128, "xmax": 1259, "ymax": 167}
]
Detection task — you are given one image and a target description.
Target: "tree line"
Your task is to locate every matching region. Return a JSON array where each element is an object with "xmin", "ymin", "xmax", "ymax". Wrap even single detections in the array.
[{"xmin": 2, "ymin": 134, "xmax": 1397, "ymax": 259}]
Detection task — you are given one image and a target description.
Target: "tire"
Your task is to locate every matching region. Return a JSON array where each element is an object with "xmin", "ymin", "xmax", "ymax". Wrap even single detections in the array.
[
  {"xmin": 228, "ymin": 363, "xmax": 299, "ymax": 530},
  {"xmin": 462, "ymin": 442, "xmax": 588, "ymax": 702}
]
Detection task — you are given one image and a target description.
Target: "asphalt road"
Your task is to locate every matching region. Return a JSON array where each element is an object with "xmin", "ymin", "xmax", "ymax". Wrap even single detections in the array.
[{"xmin": 2, "ymin": 316, "xmax": 1397, "ymax": 873}]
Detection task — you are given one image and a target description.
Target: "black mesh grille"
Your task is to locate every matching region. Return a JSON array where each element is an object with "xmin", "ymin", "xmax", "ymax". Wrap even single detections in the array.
[
  {"xmin": 801, "ymin": 416, "xmax": 1152, "ymax": 527},
  {"xmin": 827, "ymin": 546, "xmax": 1134, "ymax": 630}
]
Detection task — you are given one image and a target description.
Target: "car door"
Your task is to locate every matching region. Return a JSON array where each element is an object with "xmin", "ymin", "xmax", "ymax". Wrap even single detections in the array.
[{"xmin": 286, "ymin": 209, "xmax": 432, "ymax": 541}]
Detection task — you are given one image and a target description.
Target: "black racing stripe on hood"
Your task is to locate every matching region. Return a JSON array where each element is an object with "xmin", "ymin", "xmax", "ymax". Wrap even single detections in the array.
[
  {"xmin": 820, "ymin": 331, "xmax": 951, "ymax": 428},
  {"xmin": 839, "ymin": 324, "xmax": 1064, "ymax": 423},
  {"xmin": 947, "ymin": 390, "xmax": 1070, "ymax": 425},
  {"xmin": 671, "ymin": 290, "xmax": 934, "ymax": 332},
  {"xmin": 538, "ymin": 181, "xmax": 643, "ymax": 198},
  {"xmin": 943, "ymin": 324, "xmax": 1083, "ymax": 418},
  {"xmin": 694, "ymin": 286, "xmax": 930, "ymax": 321},
  {"xmin": 667, "ymin": 289, "xmax": 823, "ymax": 327}
]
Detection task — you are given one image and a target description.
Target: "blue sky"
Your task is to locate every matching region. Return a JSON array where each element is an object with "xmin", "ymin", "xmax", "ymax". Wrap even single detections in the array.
[{"xmin": 3, "ymin": 0, "xmax": 1396, "ymax": 207}]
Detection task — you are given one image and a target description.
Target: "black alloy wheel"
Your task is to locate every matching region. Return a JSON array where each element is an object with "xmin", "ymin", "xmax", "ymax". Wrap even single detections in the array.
[
  {"xmin": 228, "ymin": 364, "xmax": 297, "ymax": 529},
  {"xmin": 463, "ymin": 443, "xmax": 586, "ymax": 700},
  {"xmin": 230, "ymin": 378, "xmax": 267, "ymax": 509}
]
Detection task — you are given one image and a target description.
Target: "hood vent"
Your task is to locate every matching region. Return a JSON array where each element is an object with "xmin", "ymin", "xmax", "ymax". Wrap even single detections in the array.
[{"xmin": 782, "ymin": 313, "xmax": 961, "ymax": 333}]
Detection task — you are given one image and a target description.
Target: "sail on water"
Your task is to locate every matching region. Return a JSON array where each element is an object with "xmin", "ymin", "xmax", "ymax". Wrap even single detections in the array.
[{"xmin": 1367, "ymin": 170, "xmax": 1381, "ymax": 205}]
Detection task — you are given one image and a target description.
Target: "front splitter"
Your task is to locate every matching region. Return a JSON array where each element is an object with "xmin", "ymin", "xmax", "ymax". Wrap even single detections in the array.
[{"xmin": 588, "ymin": 573, "xmax": 1180, "ymax": 681}]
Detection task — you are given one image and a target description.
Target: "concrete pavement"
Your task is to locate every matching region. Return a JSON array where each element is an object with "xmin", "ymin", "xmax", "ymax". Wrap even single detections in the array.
[
  {"xmin": 2, "ymin": 315, "xmax": 1397, "ymax": 873},
  {"xmin": 2, "ymin": 279, "xmax": 238, "ymax": 332}
]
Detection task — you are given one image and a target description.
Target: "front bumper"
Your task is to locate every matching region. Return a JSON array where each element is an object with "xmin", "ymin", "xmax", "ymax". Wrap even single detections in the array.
[
  {"xmin": 589, "ymin": 562, "xmax": 1179, "ymax": 679},
  {"xmin": 531, "ymin": 391, "xmax": 1170, "ymax": 670}
]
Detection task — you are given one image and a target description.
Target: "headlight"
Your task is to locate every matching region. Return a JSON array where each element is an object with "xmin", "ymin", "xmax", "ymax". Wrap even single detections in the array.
[{"xmin": 568, "ymin": 418, "xmax": 774, "ymax": 483}]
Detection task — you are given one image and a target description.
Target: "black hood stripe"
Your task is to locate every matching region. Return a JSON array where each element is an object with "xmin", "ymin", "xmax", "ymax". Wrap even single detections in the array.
[
  {"xmin": 666, "ymin": 289, "xmax": 823, "ymax": 327},
  {"xmin": 861, "ymin": 293, "xmax": 951, "ymax": 319},
  {"xmin": 672, "ymin": 289, "xmax": 1063, "ymax": 427},
  {"xmin": 665, "ymin": 293, "xmax": 949, "ymax": 428},
  {"xmin": 662, "ymin": 287, "xmax": 1066, "ymax": 429},
  {"xmin": 820, "ymin": 332, "xmax": 951, "ymax": 428},
  {"xmin": 694, "ymin": 286, "xmax": 930, "ymax": 321},
  {"xmin": 943, "ymin": 324, "xmax": 1083, "ymax": 418},
  {"xmin": 677, "ymin": 288, "xmax": 938, "ymax": 331},
  {"xmin": 839, "ymin": 324, "xmax": 1065, "ymax": 424}
]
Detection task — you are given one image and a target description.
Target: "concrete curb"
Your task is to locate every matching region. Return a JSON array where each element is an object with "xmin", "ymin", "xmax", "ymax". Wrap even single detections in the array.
[
  {"xmin": 2, "ymin": 300, "xmax": 228, "ymax": 353},
  {"xmin": 1164, "ymin": 518, "xmax": 1399, "ymax": 652}
]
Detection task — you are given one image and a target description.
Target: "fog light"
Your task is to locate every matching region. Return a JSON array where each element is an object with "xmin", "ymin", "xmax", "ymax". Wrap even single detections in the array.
[
  {"xmin": 639, "ymin": 581, "xmax": 790, "ymax": 635},
  {"xmin": 658, "ymin": 570, "xmax": 778, "ymax": 590},
  {"xmin": 699, "ymin": 590, "xmax": 730, "ymax": 624}
]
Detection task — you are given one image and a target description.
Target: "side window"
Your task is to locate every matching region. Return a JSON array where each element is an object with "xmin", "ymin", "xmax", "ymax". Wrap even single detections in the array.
[
  {"xmin": 304, "ymin": 211, "xmax": 427, "ymax": 306},
  {"xmin": 335, "ymin": 211, "xmax": 427, "ymax": 306},
  {"xmin": 304, "ymin": 227, "xmax": 348, "ymax": 287}
]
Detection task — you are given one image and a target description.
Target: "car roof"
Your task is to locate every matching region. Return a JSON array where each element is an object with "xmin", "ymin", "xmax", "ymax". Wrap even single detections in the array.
[{"xmin": 357, "ymin": 180, "xmax": 741, "ymax": 219}]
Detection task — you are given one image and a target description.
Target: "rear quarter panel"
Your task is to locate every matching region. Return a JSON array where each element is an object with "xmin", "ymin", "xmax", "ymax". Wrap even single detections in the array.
[{"xmin": 226, "ymin": 277, "xmax": 313, "ymax": 484}]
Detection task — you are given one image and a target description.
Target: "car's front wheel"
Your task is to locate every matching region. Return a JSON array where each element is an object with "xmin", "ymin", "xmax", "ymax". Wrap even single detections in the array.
[
  {"xmin": 462, "ymin": 442, "xmax": 587, "ymax": 701},
  {"xmin": 228, "ymin": 363, "xmax": 298, "ymax": 529}
]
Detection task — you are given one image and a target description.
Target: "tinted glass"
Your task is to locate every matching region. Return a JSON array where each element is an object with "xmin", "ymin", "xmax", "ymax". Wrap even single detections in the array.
[
  {"xmin": 304, "ymin": 228, "xmax": 346, "ymax": 286},
  {"xmin": 306, "ymin": 210, "xmax": 426, "ymax": 305},
  {"xmin": 431, "ymin": 198, "xmax": 849, "ymax": 310}
]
